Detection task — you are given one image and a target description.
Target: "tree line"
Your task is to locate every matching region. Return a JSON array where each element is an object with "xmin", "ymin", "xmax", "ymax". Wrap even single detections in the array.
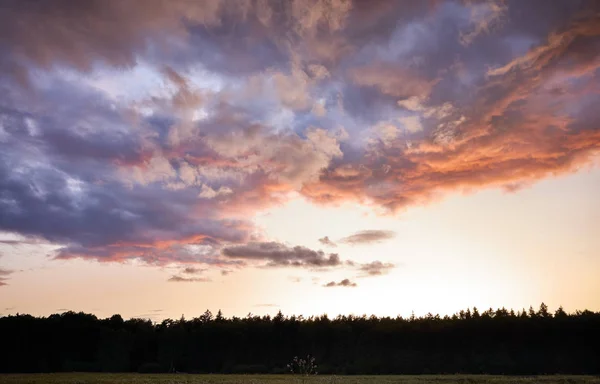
[{"xmin": 1, "ymin": 303, "xmax": 599, "ymax": 374}]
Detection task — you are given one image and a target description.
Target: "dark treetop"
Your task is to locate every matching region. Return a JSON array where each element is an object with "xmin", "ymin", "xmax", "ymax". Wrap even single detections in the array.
[{"xmin": 1, "ymin": 304, "xmax": 599, "ymax": 374}]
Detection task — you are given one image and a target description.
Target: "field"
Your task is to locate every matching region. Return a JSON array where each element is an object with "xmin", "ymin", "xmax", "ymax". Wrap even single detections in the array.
[{"xmin": 1, "ymin": 374, "xmax": 600, "ymax": 384}]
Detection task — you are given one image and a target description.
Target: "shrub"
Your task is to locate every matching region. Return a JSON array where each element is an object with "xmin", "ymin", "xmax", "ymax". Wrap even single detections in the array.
[{"xmin": 287, "ymin": 355, "xmax": 317, "ymax": 376}]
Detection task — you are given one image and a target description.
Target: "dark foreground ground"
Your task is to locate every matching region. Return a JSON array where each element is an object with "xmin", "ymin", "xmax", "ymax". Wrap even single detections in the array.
[{"xmin": 1, "ymin": 374, "xmax": 600, "ymax": 384}]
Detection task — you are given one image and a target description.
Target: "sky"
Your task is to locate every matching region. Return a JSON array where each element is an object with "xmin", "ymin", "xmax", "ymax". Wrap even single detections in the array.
[{"xmin": 0, "ymin": 0, "xmax": 599, "ymax": 321}]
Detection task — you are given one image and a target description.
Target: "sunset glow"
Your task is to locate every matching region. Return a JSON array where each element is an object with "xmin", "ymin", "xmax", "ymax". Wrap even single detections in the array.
[{"xmin": 0, "ymin": 0, "xmax": 599, "ymax": 321}]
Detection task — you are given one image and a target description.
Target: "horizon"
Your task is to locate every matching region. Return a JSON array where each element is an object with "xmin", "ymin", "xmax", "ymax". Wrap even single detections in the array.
[
  {"xmin": 3, "ymin": 302, "xmax": 592, "ymax": 323},
  {"xmin": 1, "ymin": 0, "xmax": 600, "ymax": 322}
]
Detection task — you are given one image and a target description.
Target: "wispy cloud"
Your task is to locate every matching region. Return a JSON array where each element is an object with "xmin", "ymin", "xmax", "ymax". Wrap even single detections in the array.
[
  {"xmin": 182, "ymin": 267, "xmax": 206, "ymax": 274},
  {"xmin": 324, "ymin": 279, "xmax": 357, "ymax": 288},
  {"xmin": 0, "ymin": 238, "xmax": 49, "ymax": 246},
  {"xmin": 318, "ymin": 236, "xmax": 337, "ymax": 247},
  {"xmin": 168, "ymin": 275, "xmax": 211, "ymax": 283},
  {"xmin": 0, "ymin": 268, "xmax": 13, "ymax": 287},
  {"xmin": 339, "ymin": 230, "xmax": 396, "ymax": 245}
]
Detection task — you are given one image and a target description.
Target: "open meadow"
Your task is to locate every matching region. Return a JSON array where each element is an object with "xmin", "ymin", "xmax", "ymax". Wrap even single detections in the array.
[{"xmin": 1, "ymin": 374, "xmax": 600, "ymax": 384}]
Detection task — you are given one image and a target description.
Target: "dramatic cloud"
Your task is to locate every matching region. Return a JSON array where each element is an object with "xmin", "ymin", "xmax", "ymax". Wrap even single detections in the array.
[
  {"xmin": 324, "ymin": 278, "xmax": 357, "ymax": 287},
  {"xmin": 339, "ymin": 230, "xmax": 396, "ymax": 245},
  {"xmin": 0, "ymin": 0, "xmax": 243, "ymax": 86},
  {"xmin": 318, "ymin": 236, "xmax": 337, "ymax": 247},
  {"xmin": 222, "ymin": 242, "xmax": 342, "ymax": 269},
  {"xmin": 358, "ymin": 261, "xmax": 396, "ymax": 276},
  {"xmin": 460, "ymin": 0, "xmax": 508, "ymax": 46},
  {"xmin": 301, "ymin": 2, "xmax": 600, "ymax": 212},
  {"xmin": 0, "ymin": 0, "xmax": 598, "ymax": 269}
]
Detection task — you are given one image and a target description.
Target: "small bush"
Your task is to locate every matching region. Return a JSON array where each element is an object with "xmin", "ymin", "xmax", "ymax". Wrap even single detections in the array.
[{"xmin": 287, "ymin": 355, "xmax": 317, "ymax": 376}]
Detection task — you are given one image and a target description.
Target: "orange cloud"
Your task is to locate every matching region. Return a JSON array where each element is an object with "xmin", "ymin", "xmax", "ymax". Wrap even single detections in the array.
[{"xmin": 302, "ymin": 11, "xmax": 600, "ymax": 212}]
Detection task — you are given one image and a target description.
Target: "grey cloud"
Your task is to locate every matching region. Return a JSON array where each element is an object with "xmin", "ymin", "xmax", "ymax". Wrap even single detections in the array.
[
  {"xmin": 324, "ymin": 278, "xmax": 357, "ymax": 287},
  {"xmin": 55, "ymin": 244, "xmax": 248, "ymax": 266},
  {"xmin": 0, "ymin": 157, "xmax": 239, "ymax": 253},
  {"xmin": 0, "ymin": 81, "xmax": 254, "ymax": 263},
  {"xmin": 358, "ymin": 261, "xmax": 395, "ymax": 276},
  {"xmin": 0, "ymin": 238, "xmax": 50, "ymax": 246},
  {"xmin": 0, "ymin": 0, "xmax": 231, "ymax": 86},
  {"xmin": 318, "ymin": 236, "xmax": 337, "ymax": 247},
  {"xmin": 0, "ymin": 0, "xmax": 380, "ymax": 82},
  {"xmin": 0, "ymin": 0, "xmax": 445, "ymax": 93},
  {"xmin": 0, "ymin": 83, "xmax": 149, "ymax": 171},
  {"xmin": 182, "ymin": 267, "xmax": 206, "ymax": 274},
  {"xmin": 339, "ymin": 230, "xmax": 396, "ymax": 245},
  {"xmin": 222, "ymin": 242, "xmax": 342, "ymax": 268}
]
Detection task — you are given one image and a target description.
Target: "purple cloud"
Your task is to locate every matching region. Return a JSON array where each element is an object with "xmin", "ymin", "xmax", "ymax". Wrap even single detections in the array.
[{"xmin": 0, "ymin": 0, "xmax": 598, "ymax": 271}]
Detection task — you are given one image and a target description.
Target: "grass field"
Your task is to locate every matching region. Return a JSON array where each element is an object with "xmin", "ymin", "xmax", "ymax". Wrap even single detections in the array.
[{"xmin": 1, "ymin": 374, "xmax": 599, "ymax": 384}]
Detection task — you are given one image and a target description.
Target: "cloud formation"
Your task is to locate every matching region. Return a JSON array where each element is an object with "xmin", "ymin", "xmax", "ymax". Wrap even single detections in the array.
[
  {"xmin": 0, "ymin": 0, "xmax": 598, "ymax": 269},
  {"xmin": 339, "ymin": 230, "xmax": 396, "ymax": 245},
  {"xmin": 0, "ymin": 268, "xmax": 12, "ymax": 286},
  {"xmin": 318, "ymin": 236, "xmax": 337, "ymax": 247},
  {"xmin": 182, "ymin": 267, "xmax": 206, "ymax": 275},
  {"xmin": 358, "ymin": 261, "xmax": 396, "ymax": 276},
  {"xmin": 222, "ymin": 242, "xmax": 342, "ymax": 269},
  {"xmin": 324, "ymin": 278, "xmax": 357, "ymax": 288}
]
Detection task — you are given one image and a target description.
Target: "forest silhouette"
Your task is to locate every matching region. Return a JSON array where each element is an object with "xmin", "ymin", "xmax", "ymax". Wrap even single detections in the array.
[{"xmin": 1, "ymin": 304, "xmax": 599, "ymax": 374}]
